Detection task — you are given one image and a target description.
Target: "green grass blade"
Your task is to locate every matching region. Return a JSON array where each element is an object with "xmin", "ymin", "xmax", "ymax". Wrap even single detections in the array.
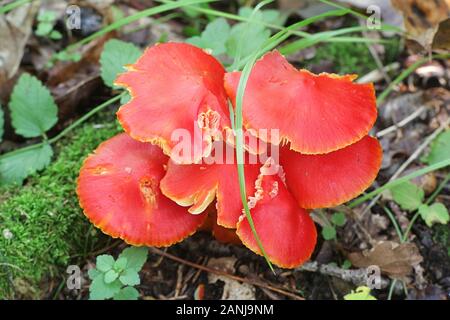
[
  {"xmin": 0, "ymin": 0, "xmax": 33, "ymax": 14},
  {"xmin": 350, "ymin": 158, "xmax": 450, "ymax": 207}
]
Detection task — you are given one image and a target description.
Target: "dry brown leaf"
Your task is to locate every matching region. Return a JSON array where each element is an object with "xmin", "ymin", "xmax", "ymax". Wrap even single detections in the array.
[
  {"xmin": 391, "ymin": 0, "xmax": 450, "ymax": 51},
  {"xmin": 348, "ymin": 241, "xmax": 423, "ymax": 278},
  {"xmin": 0, "ymin": 1, "xmax": 39, "ymax": 86}
]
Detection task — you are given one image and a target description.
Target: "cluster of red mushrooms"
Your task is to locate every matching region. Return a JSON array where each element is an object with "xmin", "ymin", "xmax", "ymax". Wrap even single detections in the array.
[{"xmin": 77, "ymin": 43, "xmax": 382, "ymax": 268}]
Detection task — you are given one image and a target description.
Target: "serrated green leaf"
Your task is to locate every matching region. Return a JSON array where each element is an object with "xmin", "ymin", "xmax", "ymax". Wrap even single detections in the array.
[
  {"xmin": 226, "ymin": 23, "xmax": 270, "ymax": 60},
  {"xmin": 96, "ymin": 254, "xmax": 115, "ymax": 272},
  {"xmin": 100, "ymin": 39, "xmax": 141, "ymax": 88},
  {"xmin": 391, "ymin": 181, "xmax": 424, "ymax": 211},
  {"xmin": 119, "ymin": 246, "xmax": 148, "ymax": 271},
  {"xmin": 113, "ymin": 286, "xmax": 139, "ymax": 300},
  {"xmin": 0, "ymin": 143, "xmax": 53, "ymax": 186},
  {"xmin": 344, "ymin": 286, "xmax": 377, "ymax": 300},
  {"xmin": 322, "ymin": 225, "xmax": 336, "ymax": 240},
  {"xmin": 104, "ymin": 269, "xmax": 119, "ymax": 284},
  {"xmin": 119, "ymin": 268, "xmax": 140, "ymax": 286},
  {"xmin": 89, "ymin": 276, "xmax": 122, "ymax": 300},
  {"xmin": 331, "ymin": 212, "xmax": 347, "ymax": 227},
  {"xmin": 422, "ymin": 130, "xmax": 450, "ymax": 165},
  {"xmin": 419, "ymin": 203, "xmax": 449, "ymax": 227},
  {"xmin": 9, "ymin": 73, "xmax": 58, "ymax": 138},
  {"xmin": 114, "ymin": 257, "xmax": 128, "ymax": 272},
  {"xmin": 88, "ymin": 268, "xmax": 101, "ymax": 280},
  {"xmin": 186, "ymin": 18, "xmax": 230, "ymax": 56},
  {"xmin": 0, "ymin": 104, "xmax": 4, "ymax": 142}
]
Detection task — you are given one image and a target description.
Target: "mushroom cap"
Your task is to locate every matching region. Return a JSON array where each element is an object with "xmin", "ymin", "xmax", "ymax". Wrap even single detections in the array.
[
  {"xmin": 224, "ymin": 50, "xmax": 377, "ymax": 155},
  {"xmin": 115, "ymin": 43, "xmax": 230, "ymax": 164},
  {"xmin": 77, "ymin": 133, "xmax": 206, "ymax": 247},
  {"xmin": 236, "ymin": 160, "xmax": 317, "ymax": 268},
  {"xmin": 160, "ymin": 141, "xmax": 260, "ymax": 228},
  {"xmin": 281, "ymin": 135, "xmax": 382, "ymax": 209}
]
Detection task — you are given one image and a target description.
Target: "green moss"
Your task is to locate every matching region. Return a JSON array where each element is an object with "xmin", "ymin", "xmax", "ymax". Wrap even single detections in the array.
[
  {"xmin": 307, "ymin": 36, "xmax": 401, "ymax": 75},
  {"xmin": 0, "ymin": 111, "xmax": 121, "ymax": 298}
]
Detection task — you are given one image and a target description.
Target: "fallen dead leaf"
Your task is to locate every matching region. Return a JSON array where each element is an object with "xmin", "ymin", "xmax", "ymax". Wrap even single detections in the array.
[
  {"xmin": 348, "ymin": 241, "xmax": 423, "ymax": 278},
  {"xmin": 391, "ymin": 0, "xmax": 450, "ymax": 51},
  {"xmin": 0, "ymin": 1, "xmax": 39, "ymax": 86}
]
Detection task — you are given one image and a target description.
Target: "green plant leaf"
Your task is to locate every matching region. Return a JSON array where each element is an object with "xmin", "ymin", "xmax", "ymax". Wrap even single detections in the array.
[
  {"xmin": 104, "ymin": 269, "xmax": 119, "ymax": 284},
  {"xmin": 418, "ymin": 203, "xmax": 449, "ymax": 227},
  {"xmin": 322, "ymin": 225, "xmax": 337, "ymax": 240},
  {"xmin": 0, "ymin": 103, "xmax": 4, "ymax": 142},
  {"xmin": 89, "ymin": 276, "xmax": 122, "ymax": 300},
  {"xmin": 186, "ymin": 18, "xmax": 230, "ymax": 55},
  {"xmin": 391, "ymin": 181, "xmax": 424, "ymax": 211},
  {"xmin": 38, "ymin": 11, "xmax": 57, "ymax": 22},
  {"xmin": 114, "ymin": 257, "xmax": 128, "ymax": 272},
  {"xmin": 119, "ymin": 268, "xmax": 140, "ymax": 286},
  {"xmin": 344, "ymin": 286, "xmax": 377, "ymax": 300},
  {"xmin": 9, "ymin": 73, "xmax": 58, "ymax": 138},
  {"xmin": 49, "ymin": 30, "xmax": 62, "ymax": 40},
  {"xmin": 36, "ymin": 22, "xmax": 53, "ymax": 36},
  {"xmin": 100, "ymin": 39, "xmax": 141, "ymax": 88},
  {"xmin": 226, "ymin": 22, "xmax": 270, "ymax": 60},
  {"xmin": 96, "ymin": 254, "xmax": 115, "ymax": 272},
  {"xmin": 331, "ymin": 212, "xmax": 346, "ymax": 227},
  {"xmin": 113, "ymin": 286, "xmax": 139, "ymax": 300},
  {"xmin": 88, "ymin": 268, "xmax": 101, "ymax": 280},
  {"xmin": 422, "ymin": 130, "xmax": 450, "ymax": 165},
  {"xmin": 119, "ymin": 246, "xmax": 148, "ymax": 271},
  {"xmin": 0, "ymin": 143, "xmax": 53, "ymax": 186}
]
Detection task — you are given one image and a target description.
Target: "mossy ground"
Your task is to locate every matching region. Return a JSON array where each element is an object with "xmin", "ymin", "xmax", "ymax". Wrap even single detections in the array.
[
  {"xmin": 306, "ymin": 36, "xmax": 401, "ymax": 76},
  {"xmin": 0, "ymin": 108, "xmax": 121, "ymax": 299}
]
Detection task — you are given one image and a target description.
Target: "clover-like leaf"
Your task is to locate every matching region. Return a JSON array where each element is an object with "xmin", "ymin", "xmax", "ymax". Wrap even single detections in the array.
[
  {"xmin": 9, "ymin": 73, "xmax": 58, "ymax": 138},
  {"xmin": 89, "ymin": 276, "xmax": 122, "ymax": 300},
  {"xmin": 344, "ymin": 286, "xmax": 377, "ymax": 300},
  {"xmin": 104, "ymin": 269, "xmax": 119, "ymax": 284},
  {"xmin": 422, "ymin": 130, "xmax": 450, "ymax": 165},
  {"xmin": 322, "ymin": 225, "xmax": 336, "ymax": 240},
  {"xmin": 96, "ymin": 254, "xmax": 115, "ymax": 272},
  {"xmin": 100, "ymin": 39, "xmax": 141, "ymax": 88},
  {"xmin": 331, "ymin": 212, "xmax": 347, "ymax": 227},
  {"xmin": 119, "ymin": 268, "xmax": 140, "ymax": 286},
  {"xmin": 391, "ymin": 181, "xmax": 424, "ymax": 211},
  {"xmin": 418, "ymin": 203, "xmax": 449, "ymax": 227},
  {"xmin": 113, "ymin": 286, "xmax": 139, "ymax": 300},
  {"xmin": 0, "ymin": 143, "xmax": 53, "ymax": 186},
  {"xmin": 114, "ymin": 257, "xmax": 128, "ymax": 272},
  {"xmin": 119, "ymin": 246, "xmax": 148, "ymax": 271},
  {"xmin": 88, "ymin": 268, "xmax": 101, "ymax": 280}
]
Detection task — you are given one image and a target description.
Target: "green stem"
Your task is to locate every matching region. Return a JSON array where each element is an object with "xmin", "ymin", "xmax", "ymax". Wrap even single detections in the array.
[
  {"xmin": 0, "ymin": 0, "xmax": 33, "ymax": 14},
  {"xmin": 350, "ymin": 158, "xmax": 450, "ymax": 207}
]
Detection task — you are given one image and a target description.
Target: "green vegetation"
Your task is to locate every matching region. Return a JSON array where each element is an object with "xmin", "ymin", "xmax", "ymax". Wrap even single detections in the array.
[
  {"xmin": 0, "ymin": 111, "xmax": 121, "ymax": 298},
  {"xmin": 307, "ymin": 36, "xmax": 400, "ymax": 75}
]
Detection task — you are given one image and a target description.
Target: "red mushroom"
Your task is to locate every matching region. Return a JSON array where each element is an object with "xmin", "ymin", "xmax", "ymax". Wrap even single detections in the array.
[
  {"xmin": 280, "ymin": 135, "xmax": 382, "ymax": 209},
  {"xmin": 160, "ymin": 141, "xmax": 260, "ymax": 228},
  {"xmin": 115, "ymin": 43, "xmax": 231, "ymax": 164},
  {"xmin": 224, "ymin": 50, "xmax": 377, "ymax": 155},
  {"xmin": 77, "ymin": 133, "xmax": 206, "ymax": 246},
  {"xmin": 236, "ymin": 159, "xmax": 317, "ymax": 268}
]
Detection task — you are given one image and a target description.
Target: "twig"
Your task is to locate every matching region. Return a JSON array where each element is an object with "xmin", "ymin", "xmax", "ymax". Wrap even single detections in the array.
[
  {"xmin": 149, "ymin": 248, "xmax": 304, "ymax": 300},
  {"xmin": 298, "ymin": 261, "xmax": 389, "ymax": 288},
  {"xmin": 360, "ymin": 122, "xmax": 448, "ymax": 219},
  {"xmin": 357, "ymin": 62, "xmax": 400, "ymax": 84},
  {"xmin": 376, "ymin": 106, "xmax": 426, "ymax": 138}
]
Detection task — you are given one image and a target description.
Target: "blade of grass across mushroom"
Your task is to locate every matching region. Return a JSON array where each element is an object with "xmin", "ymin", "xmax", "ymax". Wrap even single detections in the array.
[
  {"xmin": 52, "ymin": 0, "xmax": 216, "ymax": 60},
  {"xmin": 229, "ymin": 12, "xmax": 350, "ymax": 271}
]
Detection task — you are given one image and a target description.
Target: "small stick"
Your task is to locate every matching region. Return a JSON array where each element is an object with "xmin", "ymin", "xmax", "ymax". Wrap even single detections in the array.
[{"xmin": 149, "ymin": 247, "xmax": 304, "ymax": 300}]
